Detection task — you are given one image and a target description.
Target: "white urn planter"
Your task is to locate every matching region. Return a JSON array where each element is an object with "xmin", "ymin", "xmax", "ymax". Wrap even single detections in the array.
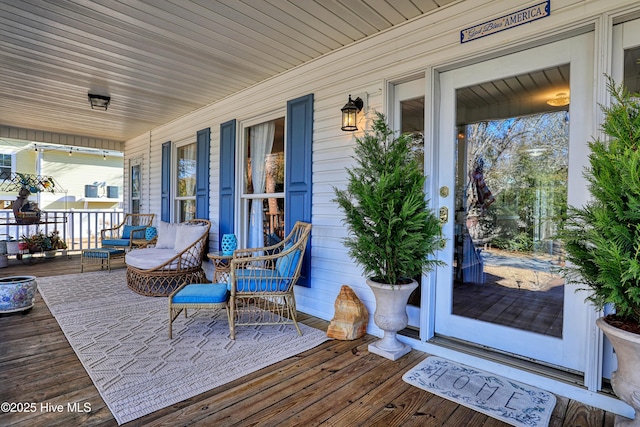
[
  {"xmin": 366, "ymin": 278, "xmax": 418, "ymax": 361},
  {"xmin": 597, "ymin": 317, "xmax": 640, "ymax": 426}
]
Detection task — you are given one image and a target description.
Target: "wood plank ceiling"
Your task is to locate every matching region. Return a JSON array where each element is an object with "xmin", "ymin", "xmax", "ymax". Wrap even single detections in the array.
[{"xmin": 0, "ymin": 0, "xmax": 456, "ymax": 143}]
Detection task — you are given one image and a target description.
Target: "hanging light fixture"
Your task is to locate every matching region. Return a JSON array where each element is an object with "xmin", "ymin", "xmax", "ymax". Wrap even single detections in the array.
[
  {"xmin": 88, "ymin": 93, "xmax": 111, "ymax": 110},
  {"xmin": 546, "ymin": 92, "xmax": 570, "ymax": 107},
  {"xmin": 341, "ymin": 95, "xmax": 364, "ymax": 131}
]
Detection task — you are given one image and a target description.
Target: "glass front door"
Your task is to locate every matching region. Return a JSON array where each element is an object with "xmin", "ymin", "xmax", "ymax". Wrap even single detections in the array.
[{"xmin": 434, "ymin": 33, "xmax": 593, "ymax": 372}]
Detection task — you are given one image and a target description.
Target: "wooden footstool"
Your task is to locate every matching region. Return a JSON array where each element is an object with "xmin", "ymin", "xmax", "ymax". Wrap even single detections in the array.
[{"xmin": 81, "ymin": 248, "xmax": 126, "ymax": 273}]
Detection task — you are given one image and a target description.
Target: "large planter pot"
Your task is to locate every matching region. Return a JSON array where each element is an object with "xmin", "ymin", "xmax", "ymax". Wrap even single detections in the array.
[
  {"xmin": 366, "ymin": 278, "xmax": 419, "ymax": 361},
  {"xmin": 597, "ymin": 316, "xmax": 640, "ymax": 426},
  {"xmin": 0, "ymin": 276, "xmax": 37, "ymax": 314}
]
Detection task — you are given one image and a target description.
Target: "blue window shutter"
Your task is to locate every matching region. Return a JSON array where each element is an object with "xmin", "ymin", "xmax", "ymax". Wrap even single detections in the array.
[
  {"xmin": 219, "ymin": 119, "xmax": 236, "ymax": 249},
  {"xmin": 161, "ymin": 141, "xmax": 171, "ymax": 222},
  {"xmin": 196, "ymin": 127, "xmax": 210, "ymax": 219},
  {"xmin": 286, "ymin": 94, "xmax": 313, "ymax": 287}
]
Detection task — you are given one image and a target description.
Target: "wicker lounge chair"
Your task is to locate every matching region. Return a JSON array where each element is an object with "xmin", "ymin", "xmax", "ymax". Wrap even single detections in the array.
[
  {"xmin": 100, "ymin": 213, "xmax": 155, "ymax": 251},
  {"xmin": 125, "ymin": 219, "xmax": 210, "ymax": 296},
  {"xmin": 227, "ymin": 221, "xmax": 311, "ymax": 339}
]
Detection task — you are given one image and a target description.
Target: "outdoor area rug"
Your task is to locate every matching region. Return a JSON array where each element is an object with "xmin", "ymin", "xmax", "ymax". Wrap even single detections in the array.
[
  {"xmin": 403, "ymin": 356, "xmax": 556, "ymax": 427},
  {"xmin": 36, "ymin": 270, "xmax": 329, "ymax": 425}
]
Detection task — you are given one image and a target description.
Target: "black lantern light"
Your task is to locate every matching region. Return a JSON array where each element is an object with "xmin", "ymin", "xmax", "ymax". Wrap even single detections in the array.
[{"xmin": 340, "ymin": 95, "xmax": 363, "ymax": 131}]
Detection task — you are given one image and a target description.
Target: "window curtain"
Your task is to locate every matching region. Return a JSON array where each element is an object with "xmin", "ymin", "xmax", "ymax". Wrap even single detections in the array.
[{"xmin": 248, "ymin": 121, "xmax": 275, "ymax": 248}]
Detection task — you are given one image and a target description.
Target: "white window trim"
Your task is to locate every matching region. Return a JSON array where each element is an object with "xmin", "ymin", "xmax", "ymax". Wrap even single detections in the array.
[
  {"xmin": 129, "ymin": 157, "xmax": 142, "ymax": 213},
  {"xmin": 236, "ymin": 109, "xmax": 286, "ymax": 248},
  {"xmin": 173, "ymin": 138, "xmax": 197, "ymax": 222}
]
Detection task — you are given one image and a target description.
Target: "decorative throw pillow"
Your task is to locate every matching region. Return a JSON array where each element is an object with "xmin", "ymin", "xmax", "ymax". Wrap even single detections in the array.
[
  {"xmin": 275, "ymin": 246, "xmax": 301, "ymax": 278},
  {"xmin": 155, "ymin": 221, "xmax": 178, "ymax": 249},
  {"xmin": 121, "ymin": 224, "xmax": 133, "ymax": 239},
  {"xmin": 174, "ymin": 224, "xmax": 206, "ymax": 253},
  {"xmin": 145, "ymin": 226, "xmax": 158, "ymax": 241}
]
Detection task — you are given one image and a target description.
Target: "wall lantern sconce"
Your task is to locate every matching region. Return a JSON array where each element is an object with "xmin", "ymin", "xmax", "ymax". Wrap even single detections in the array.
[
  {"xmin": 88, "ymin": 93, "xmax": 111, "ymax": 110},
  {"xmin": 546, "ymin": 92, "xmax": 570, "ymax": 107},
  {"xmin": 341, "ymin": 95, "xmax": 364, "ymax": 131}
]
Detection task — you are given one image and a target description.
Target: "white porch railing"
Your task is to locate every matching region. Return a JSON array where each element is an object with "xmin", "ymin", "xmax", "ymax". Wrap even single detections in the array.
[{"xmin": 0, "ymin": 210, "xmax": 126, "ymax": 251}]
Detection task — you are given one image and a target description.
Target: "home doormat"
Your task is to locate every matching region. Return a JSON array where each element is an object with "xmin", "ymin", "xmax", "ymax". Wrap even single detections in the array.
[{"xmin": 402, "ymin": 356, "xmax": 556, "ymax": 427}]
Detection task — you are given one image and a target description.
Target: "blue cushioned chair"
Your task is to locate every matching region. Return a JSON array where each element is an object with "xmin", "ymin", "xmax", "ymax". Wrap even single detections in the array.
[
  {"xmin": 168, "ymin": 282, "xmax": 230, "ymax": 338},
  {"xmin": 227, "ymin": 221, "xmax": 312, "ymax": 339},
  {"xmin": 100, "ymin": 213, "xmax": 155, "ymax": 251}
]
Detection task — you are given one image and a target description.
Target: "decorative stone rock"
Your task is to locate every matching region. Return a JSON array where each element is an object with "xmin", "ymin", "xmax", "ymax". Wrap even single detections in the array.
[{"xmin": 327, "ymin": 285, "xmax": 369, "ymax": 340}]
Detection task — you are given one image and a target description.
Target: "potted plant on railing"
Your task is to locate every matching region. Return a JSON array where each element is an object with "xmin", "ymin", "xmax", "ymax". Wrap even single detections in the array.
[
  {"xmin": 22, "ymin": 230, "xmax": 67, "ymax": 257},
  {"xmin": 557, "ymin": 77, "xmax": 640, "ymax": 426},
  {"xmin": 334, "ymin": 112, "xmax": 444, "ymax": 360}
]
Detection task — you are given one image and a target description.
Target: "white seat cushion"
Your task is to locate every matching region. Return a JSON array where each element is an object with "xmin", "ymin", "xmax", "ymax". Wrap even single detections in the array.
[{"xmin": 125, "ymin": 248, "xmax": 180, "ymax": 270}]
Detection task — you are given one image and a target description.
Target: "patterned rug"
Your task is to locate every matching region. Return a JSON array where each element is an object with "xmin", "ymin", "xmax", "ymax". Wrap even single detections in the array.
[
  {"xmin": 403, "ymin": 356, "xmax": 556, "ymax": 427},
  {"xmin": 37, "ymin": 270, "xmax": 329, "ymax": 425}
]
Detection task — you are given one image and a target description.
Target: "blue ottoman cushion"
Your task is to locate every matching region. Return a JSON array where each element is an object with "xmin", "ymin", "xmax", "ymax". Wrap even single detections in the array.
[
  {"xmin": 171, "ymin": 283, "xmax": 229, "ymax": 304},
  {"xmin": 83, "ymin": 248, "xmax": 125, "ymax": 258}
]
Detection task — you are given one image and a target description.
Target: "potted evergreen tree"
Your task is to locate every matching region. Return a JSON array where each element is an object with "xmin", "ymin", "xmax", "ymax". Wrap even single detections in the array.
[
  {"xmin": 558, "ymin": 78, "xmax": 640, "ymax": 425},
  {"xmin": 334, "ymin": 112, "xmax": 443, "ymax": 360}
]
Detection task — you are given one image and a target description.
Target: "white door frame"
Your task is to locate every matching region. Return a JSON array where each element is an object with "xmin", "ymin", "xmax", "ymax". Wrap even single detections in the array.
[{"xmin": 431, "ymin": 33, "xmax": 594, "ymax": 372}]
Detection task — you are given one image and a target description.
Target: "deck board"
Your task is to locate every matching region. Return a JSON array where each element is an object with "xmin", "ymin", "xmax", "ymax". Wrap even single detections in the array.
[{"xmin": 0, "ymin": 253, "xmax": 615, "ymax": 426}]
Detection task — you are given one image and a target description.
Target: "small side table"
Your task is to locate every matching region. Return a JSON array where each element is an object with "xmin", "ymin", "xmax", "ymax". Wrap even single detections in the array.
[{"xmin": 207, "ymin": 251, "xmax": 234, "ymax": 283}]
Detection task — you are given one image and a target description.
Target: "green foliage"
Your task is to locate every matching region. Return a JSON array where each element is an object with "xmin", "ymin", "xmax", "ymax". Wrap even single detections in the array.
[
  {"xmin": 333, "ymin": 112, "xmax": 444, "ymax": 285},
  {"xmin": 558, "ymin": 77, "xmax": 640, "ymax": 324},
  {"xmin": 21, "ymin": 230, "xmax": 67, "ymax": 252}
]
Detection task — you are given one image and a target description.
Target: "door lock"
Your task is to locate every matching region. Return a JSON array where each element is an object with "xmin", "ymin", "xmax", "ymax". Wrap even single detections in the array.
[{"xmin": 439, "ymin": 206, "xmax": 449, "ymax": 225}]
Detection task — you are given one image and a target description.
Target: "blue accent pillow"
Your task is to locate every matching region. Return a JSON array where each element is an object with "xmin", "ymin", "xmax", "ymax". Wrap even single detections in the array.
[
  {"xmin": 171, "ymin": 283, "xmax": 229, "ymax": 304},
  {"xmin": 145, "ymin": 226, "xmax": 158, "ymax": 240},
  {"xmin": 275, "ymin": 248, "xmax": 301, "ymax": 278},
  {"xmin": 123, "ymin": 225, "xmax": 146, "ymax": 239},
  {"xmin": 121, "ymin": 224, "xmax": 133, "ymax": 239}
]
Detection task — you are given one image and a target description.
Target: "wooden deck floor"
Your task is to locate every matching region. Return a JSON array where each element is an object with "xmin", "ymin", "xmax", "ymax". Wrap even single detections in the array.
[{"xmin": 0, "ymin": 253, "xmax": 615, "ymax": 426}]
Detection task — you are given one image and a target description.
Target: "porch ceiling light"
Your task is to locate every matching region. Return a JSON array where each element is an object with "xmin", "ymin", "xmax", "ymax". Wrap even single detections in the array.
[
  {"xmin": 546, "ymin": 92, "xmax": 570, "ymax": 107},
  {"xmin": 341, "ymin": 95, "xmax": 364, "ymax": 131},
  {"xmin": 88, "ymin": 93, "xmax": 111, "ymax": 110}
]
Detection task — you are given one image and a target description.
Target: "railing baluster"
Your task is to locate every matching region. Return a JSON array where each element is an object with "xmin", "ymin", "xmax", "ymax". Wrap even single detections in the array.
[{"xmin": 1, "ymin": 210, "xmax": 125, "ymax": 253}]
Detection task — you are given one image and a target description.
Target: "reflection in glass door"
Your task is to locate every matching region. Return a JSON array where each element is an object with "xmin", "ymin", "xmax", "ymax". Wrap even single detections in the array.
[
  {"xmin": 393, "ymin": 78, "xmax": 425, "ymax": 330},
  {"xmin": 453, "ymin": 103, "xmax": 569, "ymax": 338}
]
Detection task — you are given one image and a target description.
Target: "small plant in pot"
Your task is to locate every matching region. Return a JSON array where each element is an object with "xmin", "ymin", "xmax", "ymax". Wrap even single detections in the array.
[
  {"xmin": 334, "ymin": 112, "xmax": 444, "ymax": 360},
  {"xmin": 557, "ymin": 78, "xmax": 640, "ymax": 426}
]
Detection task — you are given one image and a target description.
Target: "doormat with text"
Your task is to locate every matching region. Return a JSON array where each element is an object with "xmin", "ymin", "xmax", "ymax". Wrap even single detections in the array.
[{"xmin": 403, "ymin": 356, "xmax": 556, "ymax": 427}]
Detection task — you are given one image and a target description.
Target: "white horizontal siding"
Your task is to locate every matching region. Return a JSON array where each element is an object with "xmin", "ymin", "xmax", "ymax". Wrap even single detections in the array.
[
  {"xmin": 123, "ymin": 0, "xmax": 639, "ymax": 323},
  {"xmin": 40, "ymin": 150, "xmax": 123, "ymax": 210}
]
